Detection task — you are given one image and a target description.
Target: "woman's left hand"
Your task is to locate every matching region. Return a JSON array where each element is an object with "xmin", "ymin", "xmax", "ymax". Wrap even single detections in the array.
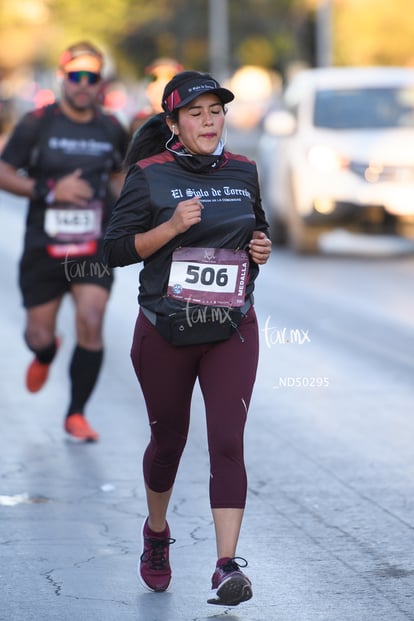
[{"xmin": 249, "ymin": 231, "xmax": 272, "ymax": 265}]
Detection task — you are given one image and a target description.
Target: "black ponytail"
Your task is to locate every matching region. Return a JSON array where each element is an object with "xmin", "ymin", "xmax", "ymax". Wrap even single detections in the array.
[{"xmin": 123, "ymin": 112, "xmax": 173, "ymax": 167}]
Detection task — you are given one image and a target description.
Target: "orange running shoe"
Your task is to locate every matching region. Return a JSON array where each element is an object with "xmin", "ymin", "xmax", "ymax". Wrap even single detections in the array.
[
  {"xmin": 25, "ymin": 338, "xmax": 61, "ymax": 393},
  {"xmin": 26, "ymin": 360, "xmax": 51, "ymax": 393},
  {"xmin": 64, "ymin": 414, "xmax": 99, "ymax": 442}
]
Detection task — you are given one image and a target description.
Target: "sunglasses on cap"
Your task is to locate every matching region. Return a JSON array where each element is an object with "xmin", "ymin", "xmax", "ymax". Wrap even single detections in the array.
[{"xmin": 66, "ymin": 70, "xmax": 101, "ymax": 85}]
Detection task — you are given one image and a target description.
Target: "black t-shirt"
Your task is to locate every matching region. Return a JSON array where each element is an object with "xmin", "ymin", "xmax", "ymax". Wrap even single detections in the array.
[{"xmin": 1, "ymin": 103, "xmax": 128, "ymax": 250}]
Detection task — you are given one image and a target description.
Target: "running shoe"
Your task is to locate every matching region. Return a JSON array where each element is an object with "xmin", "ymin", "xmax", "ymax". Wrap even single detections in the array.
[
  {"xmin": 207, "ymin": 556, "xmax": 253, "ymax": 606},
  {"xmin": 139, "ymin": 518, "xmax": 175, "ymax": 592},
  {"xmin": 64, "ymin": 413, "xmax": 99, "ymax": 442},
  {"xmin": 25, "ymin": 337, "xmax": 60, "ymax": 393}
]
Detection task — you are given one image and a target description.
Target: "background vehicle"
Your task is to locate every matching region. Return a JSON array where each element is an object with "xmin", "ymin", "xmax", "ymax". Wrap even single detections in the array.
[{"xmin": 258, "ymin": 67, "xmax": 414, "ymax": 252}]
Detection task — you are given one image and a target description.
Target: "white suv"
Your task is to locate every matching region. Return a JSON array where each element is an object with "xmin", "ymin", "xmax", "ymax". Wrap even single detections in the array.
[{"xmin": 258, "ymin": 67, "xmax": 414, "ymax": 252}]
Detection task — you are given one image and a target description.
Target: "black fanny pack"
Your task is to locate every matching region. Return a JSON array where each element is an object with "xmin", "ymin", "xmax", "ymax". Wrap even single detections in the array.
[{"xmin": 142, "ymin": 299, "xmax": 252, "ymax": 347}]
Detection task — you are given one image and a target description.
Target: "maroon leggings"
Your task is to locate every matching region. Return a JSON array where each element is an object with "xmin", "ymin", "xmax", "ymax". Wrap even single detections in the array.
[{"xmin": 130, "ymin": 307, "xmax": 259, "ymax": 509}]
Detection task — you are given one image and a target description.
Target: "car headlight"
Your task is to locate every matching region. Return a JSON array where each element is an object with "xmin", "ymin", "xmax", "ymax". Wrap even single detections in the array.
[{"xmin": 307, "ymin": 145, "xmax": 347, "ymax": 174}]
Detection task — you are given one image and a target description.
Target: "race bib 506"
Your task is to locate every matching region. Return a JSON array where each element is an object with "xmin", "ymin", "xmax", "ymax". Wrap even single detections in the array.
[{"xmin": 167, "ymin": 247, "xmax": 249, "ymax": 307}]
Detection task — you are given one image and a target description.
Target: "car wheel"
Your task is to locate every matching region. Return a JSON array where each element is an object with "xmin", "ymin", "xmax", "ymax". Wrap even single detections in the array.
[
  {"xmin": 285, "ymin": 178, "xmax": 323, "ymax": 254},
  {"xmin": 287, "ymin": 216, "xmax": 322, "ymax": 253}
]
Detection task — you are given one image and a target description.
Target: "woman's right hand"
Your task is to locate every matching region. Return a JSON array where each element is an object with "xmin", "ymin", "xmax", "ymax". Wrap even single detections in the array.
[
  {"xmin": 133, "ymin": 198, "xmax": 204, "ymax": 260},
  {"xmin": 170, "ymin": 198, "xmax": 203, "ymax": 234}
]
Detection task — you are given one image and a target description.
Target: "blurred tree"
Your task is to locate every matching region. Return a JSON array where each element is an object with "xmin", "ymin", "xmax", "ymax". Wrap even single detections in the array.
[
  {"xmin": 334, "ymin": 0, "xmax": 414, "ymax": 66},
  {"xmin": 0, "ymin": 1, "xmax": 51, "ymax": 70},
  {"xmin": 117, "ymin": 0, "xmax": 314, "ymax": 79},
  {"xmin": 0, "ymin": 0, "xmax": 309, "ymax": 79},
  {"xmin": 2, "ymin": 0, "xmax": 414, "ymax": 79},
  {"xmin": 43, "ymin": 0, "xmax": 173, "ymax": 77}
]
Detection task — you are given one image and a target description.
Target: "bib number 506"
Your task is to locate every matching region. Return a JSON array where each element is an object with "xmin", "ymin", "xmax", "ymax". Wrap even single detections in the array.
[{"xmin": 185, "ymin": 265, "xmax": 229, "ymax": 287}]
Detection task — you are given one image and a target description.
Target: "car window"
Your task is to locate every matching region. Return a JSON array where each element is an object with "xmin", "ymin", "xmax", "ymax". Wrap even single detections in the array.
[{"xmin": 313, "ymin": 87, "xmax": 414, "ymax": 129}]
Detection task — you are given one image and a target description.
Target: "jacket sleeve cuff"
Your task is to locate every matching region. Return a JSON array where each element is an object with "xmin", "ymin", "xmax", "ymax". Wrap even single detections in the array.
[{"xmin": 103, "ymin": 234, "xmax": 142, "ymax": 267}]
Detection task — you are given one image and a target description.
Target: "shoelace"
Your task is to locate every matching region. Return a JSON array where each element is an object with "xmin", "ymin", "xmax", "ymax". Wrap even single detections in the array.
[
  {"xmin": 140, "ymin": 536, "xmax": 176, "ymax": 569},
  {"xmin": 220, "ymin": 556, "xmax": 248, "ymax": 573}
]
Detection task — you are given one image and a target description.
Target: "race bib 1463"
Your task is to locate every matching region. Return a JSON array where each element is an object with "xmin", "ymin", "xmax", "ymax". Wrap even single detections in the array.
[{"xmin": 44, "ymin": 200, "xmax": 102, "ymax": 242}]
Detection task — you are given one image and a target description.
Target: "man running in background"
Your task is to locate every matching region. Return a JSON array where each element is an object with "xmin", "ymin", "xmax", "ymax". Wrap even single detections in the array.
[{"xmin": 0, "ymin": 41, "xmax": 128, "ymax": 441}]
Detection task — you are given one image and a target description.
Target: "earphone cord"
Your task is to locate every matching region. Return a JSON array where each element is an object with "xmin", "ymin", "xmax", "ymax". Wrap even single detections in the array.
[
  {"xmin": 165, "ymin": 128, "xmax": 192, "ymax": 157},
  {"xmin": 165, "ymin": 127, "xmax": 227, "ymax": 156}
]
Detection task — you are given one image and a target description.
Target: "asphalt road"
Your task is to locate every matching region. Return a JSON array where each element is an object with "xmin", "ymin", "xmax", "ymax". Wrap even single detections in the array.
[{"xmin": 1, "ymin": 191, "xmax": 414, "ymax": 620}]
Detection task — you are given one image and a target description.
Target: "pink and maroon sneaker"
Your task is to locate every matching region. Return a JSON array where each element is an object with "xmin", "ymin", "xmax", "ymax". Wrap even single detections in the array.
[
  {"xmin": 138, "ymin": 518, "xmax": 175, "ymax": 592},
  {"xmin": 208, "ymin": 556, "xmax": 253, "ymax": 606}
]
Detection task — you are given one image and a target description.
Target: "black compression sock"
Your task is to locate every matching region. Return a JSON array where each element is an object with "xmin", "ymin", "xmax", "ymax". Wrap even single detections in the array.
[
  {"xmin": 67, "ymin": 345, "xmax": 104, "ymax": 417},
  {"xmin": 25, "ymin": 335, "xmax": 58, "ymax": 364}
]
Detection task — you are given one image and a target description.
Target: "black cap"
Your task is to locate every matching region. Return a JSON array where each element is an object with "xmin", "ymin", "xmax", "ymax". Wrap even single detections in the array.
[{"xmin": 162, "ymin": 71, "xmax": 234, "ymax": 114}]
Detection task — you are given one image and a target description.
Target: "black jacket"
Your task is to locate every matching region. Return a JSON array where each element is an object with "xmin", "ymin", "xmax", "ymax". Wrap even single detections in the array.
[{"xmin": 104, "ymin": 147, "xmax": 269, "ymax": 317}]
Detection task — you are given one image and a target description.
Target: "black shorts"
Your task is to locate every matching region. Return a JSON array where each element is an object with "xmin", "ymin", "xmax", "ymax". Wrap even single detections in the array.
[{"xmin": 19, "ymin": 241, "xmax": 114, "ymax": 308}]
